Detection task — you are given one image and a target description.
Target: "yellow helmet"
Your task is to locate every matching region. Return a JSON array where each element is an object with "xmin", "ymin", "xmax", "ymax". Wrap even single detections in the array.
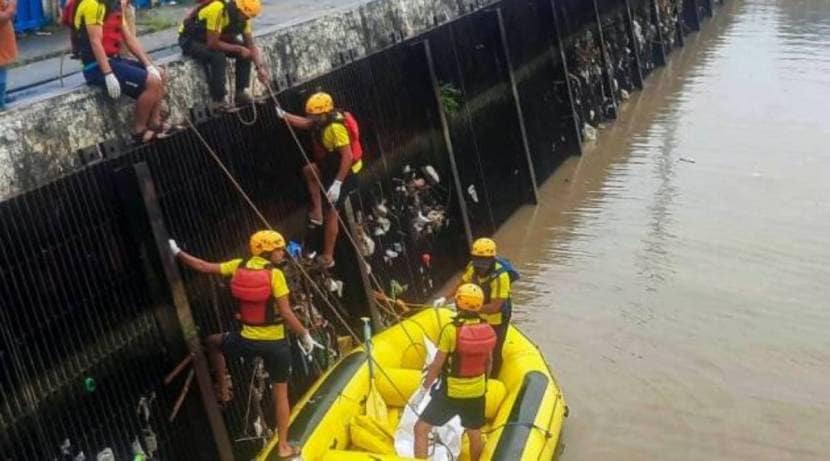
[
  {"xmin": 249, "ymin": 230, "xmax": 286, "ymax": 256},
  {"xmin": 305, "ymin": 92, "xmax": 334, "ymax": 115},
  {"xmin": 235, "ymin": 0, "xmax": 262, "ymax": 18},
  {"xmin": 455, "ymin": 283, "xmax": 485, "ymax": 312},
  {"xmin": 470, "ymin": 238, "xmax": 497, "ymax": 257}
]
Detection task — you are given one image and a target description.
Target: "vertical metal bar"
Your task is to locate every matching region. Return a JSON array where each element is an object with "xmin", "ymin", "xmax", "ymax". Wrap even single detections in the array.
[
  {"xmin": 422, "ymin": 39, "xmax": 474, "ymax": 246},
  {"xmin": 592, "ymin": 0, "xmax": 618, "ymax": 117},
  {"xmin": 489, "ymin": 8, "xmax": 539, "ymax": 204},
  {"xmin": 650, "ymin": 0, "xmax": 668, "ymax": 65},
  {"xmin": 342, "ymin": 196, "xmax": 382, "ymax": 330},
  {"xmin": 122, "ymin": 161, "xmax": 235, "ymax": 461},
  {"xmin": 623, "ymin": 0, "xmax": 645, "ymax": 88},
  {"xmin": 682, "ymin": 0, "xmax": 701, "ymax": 31},
  {"xmin": 549, "ymin": 0, "xmax": 584, "ymax": 155}
]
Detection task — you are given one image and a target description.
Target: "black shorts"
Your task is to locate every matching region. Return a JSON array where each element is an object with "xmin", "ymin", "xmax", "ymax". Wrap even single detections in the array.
[
  {"xmin": 420, "ymin": 390, "xmax": 486, "ymax": 430},
  {"xmin": 221, "ymin": 332, "xmax": 291, "ymax": 383},
  {"xmin": 318, "ymin": 154, "xmax": 357, "ymax": 209}
]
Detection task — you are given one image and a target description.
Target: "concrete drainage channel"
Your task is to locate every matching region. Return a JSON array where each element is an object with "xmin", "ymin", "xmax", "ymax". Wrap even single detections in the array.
[{"xmin": 0, "ymin": 0, "xmax": 724, "ymax": 459}]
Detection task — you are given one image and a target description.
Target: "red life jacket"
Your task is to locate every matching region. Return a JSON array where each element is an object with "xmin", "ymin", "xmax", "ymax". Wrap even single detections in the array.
[
  {"xmin": 449, "ymin": 320, "xmax": 497, "ymax": 378},
  {"xmin": 313, "ymin": 111, "xmax": 364, "ymax": 166},
  {"xmin": 229, "ymin": 264, "xmax": 282, "ymax": 326},
  {"xmin": 64, "ymin": 0, "xmax": 124, "ymax": 62}
]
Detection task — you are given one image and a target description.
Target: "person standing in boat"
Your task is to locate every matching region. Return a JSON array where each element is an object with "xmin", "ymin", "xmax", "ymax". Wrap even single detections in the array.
[
  {"xmin": 414, "ymin": 283, "xmax": 497, "ymax": 461},
  {"xmin": 169, "ymin": 230, "xmax": 314, "ymax": 460},
  {"xmin": 458, "ymin": 238, "xmax": 516, "ymax": 377}
]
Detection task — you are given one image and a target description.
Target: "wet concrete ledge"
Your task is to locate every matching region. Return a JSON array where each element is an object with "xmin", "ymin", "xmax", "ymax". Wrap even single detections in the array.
[{"xmin": 0, "ymin": 0, "xmax": 492, "ymax": 200}]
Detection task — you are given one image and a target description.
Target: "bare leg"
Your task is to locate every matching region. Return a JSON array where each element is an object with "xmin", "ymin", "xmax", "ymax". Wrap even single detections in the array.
[
  {"xmin": 149, "ymin": 71, "xmax": 166, "ymax": 128},
  {"xmin": 273, "ymin": 382, "xmax": 296, "ymax": 457},
  {"xmin": 467, "ymin": 428, "xmax": 483, "ymax": 461},
  {"xmin": 205, "ymin": 333, "xmax": 230, "ymax": 402},
  {"xmin": 132, "ymin": 75, "xmax": 162, "ymax": 135},
  {"xmin": 413, "ymin": 419, "xmax": 432, "ymax": 459},
  {"xmin": 322, "ymin": 206, "xmax": 339, "ymax": 264},
  {"xmin": 303, "ymin": 163, "xmax": 323, "ymax": 223}
]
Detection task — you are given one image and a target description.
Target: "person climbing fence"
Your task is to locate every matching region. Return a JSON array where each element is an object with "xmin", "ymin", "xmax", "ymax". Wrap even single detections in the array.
[
  {"xmin": 169, "ymin": 230, "xmax": 317, "ymax": 460},
  {"xmin": 64, "ymin": 0, "xmax": 170, "ymax": 143},
  {"xmin": 276, "ymin": 91, "xmax": 365, "ymax": 269}
]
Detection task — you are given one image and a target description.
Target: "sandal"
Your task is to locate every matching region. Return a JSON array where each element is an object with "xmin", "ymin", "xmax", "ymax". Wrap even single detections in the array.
[
  {"xmin": 131, "ymin": 128, "xmax": 160, "ymax": 145},
  {"xmin": 307, "ymin": 214, "xmax": 323, "ymax": 228},
  {"xmin": 150, "ymin": 121, "xmax": 186, "ymax": 136},
  {"xmin": 274, "ymin": 446, "xmax": 301, "ymax": 460},
  {"xmin": 314, "ymin": 255, "xmax": 335, "ymax": 269}
]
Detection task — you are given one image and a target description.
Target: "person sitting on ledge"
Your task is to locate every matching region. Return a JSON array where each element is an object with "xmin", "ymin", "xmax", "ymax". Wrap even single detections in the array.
[
  {"xmin": 70, "ymin": 0, "xmax": 168, "ymax": 143},
  {"xmin": 178, "ymin": 0, "xmax": 270, "ymax": 111}
]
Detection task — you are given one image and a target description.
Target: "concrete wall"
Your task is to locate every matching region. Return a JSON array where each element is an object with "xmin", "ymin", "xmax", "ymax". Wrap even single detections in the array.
[{"xmin": 0, "ymin": 0, "xmax": 490, "ymax": 201}]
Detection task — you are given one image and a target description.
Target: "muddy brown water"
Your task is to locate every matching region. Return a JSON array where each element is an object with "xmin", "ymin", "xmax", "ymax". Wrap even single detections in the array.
[{"xmin": 494, "ymin": 1, "xmax": 830, "ymax": 459}]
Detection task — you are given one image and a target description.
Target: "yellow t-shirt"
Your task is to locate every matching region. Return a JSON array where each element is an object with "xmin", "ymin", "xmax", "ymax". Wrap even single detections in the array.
[
  {"xmin": 74, "ymin": 0, "xmax": 106, "ymax": 29},
  {"xmin": 320, "ymin": 122, "xmax": 351, "ymax": 152},
  {"xmin": 461, "ymin": 261, "xmax": 511, "ymax": 325},
  {"xmin": 179, "ymin": 1, "xmax": 252, "ymax": 36},
  {"xmin": 220, "ymin": 256, "xmax": 289, "ymax": 340},
  {"xmin": 438, "ymin": 318, "xmax": 488, "ymax": 399}
]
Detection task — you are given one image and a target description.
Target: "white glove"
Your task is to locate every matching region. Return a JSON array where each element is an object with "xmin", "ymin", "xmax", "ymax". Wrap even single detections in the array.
[
  {"xmin": 300, "ymin": 331, "xmax": 323, "ymax": 356},
  {"xmin": 275, "ymin": 107, "xmax": 286, "ymax": 119},
  {"xmin": 431, "ymin": 297, "xmax": 447, "ymax": 307},
  {"xmin": 104, "ymin": 73, "xmax": 121, "ymax": 99},
  {"xmin": 168, "ymin": 239, "xmax": 181, "ymax": 256},
  {"xmin": 326, "ymin": 180, "xmax": 342, "ymax": 203},
  {"xmin": 146, "ymin": 65, "xmax": 162, "ymax": 82}
]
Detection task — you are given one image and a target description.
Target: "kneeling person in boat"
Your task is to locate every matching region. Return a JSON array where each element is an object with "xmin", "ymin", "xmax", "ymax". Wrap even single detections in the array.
[
  {"xmin": 414, "ymin": 283, "xmax": 497, "ymax": 461},
  {"xmin": 460, "ymin": 237, "xmax": 514, "ymax": 376},
  {"xmin": 170, "ymin": 230, "xmax": 314, "ymax": 459}
]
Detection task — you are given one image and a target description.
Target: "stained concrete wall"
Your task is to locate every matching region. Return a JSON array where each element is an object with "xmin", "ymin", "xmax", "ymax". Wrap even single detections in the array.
[{"xmin": 0, "ymin": 0, "xmax": 490, "ymax": 201}]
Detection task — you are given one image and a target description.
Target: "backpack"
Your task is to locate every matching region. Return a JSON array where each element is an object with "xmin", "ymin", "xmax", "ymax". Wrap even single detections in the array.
[
  {"xmin": 341, "ymin": 111, "xmax": 364, "ymax": 163},
  {"xmin": 494, "ymin": 256, "xmax": 520, "ymax": 283}
]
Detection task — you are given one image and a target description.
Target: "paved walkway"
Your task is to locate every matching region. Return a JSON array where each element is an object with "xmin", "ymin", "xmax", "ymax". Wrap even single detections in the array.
[{"xmin": 5, "ymin": 0, "xmax": 353, "ymax": 104}]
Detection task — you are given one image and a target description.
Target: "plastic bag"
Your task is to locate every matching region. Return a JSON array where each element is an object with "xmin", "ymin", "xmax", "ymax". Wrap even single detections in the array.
[{"xmin": 394, "ymin": 337, "xmax": 463, "ymax": 461}]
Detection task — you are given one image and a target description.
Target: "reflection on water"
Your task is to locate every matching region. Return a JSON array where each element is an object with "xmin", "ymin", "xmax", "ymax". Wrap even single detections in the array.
[{"xmin": 497, "ymin": 0, "xmax": 830, "ymax": 459}]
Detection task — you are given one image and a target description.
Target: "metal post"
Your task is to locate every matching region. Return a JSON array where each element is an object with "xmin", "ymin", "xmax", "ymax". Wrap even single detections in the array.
[
  {"xmin": 118, "ymin": 162, "xmax": 235, "ymax": 461},
  {"xmin": 422, "ymin": 39, "xmax": 474, "ymax": 246},
  {"xmin": 550, "ymin": 0, "xmax": 584, "ymax": 155},
  {"xmin": 592, "ymin": 0, "xmax": 618, "ymax": 118},
  {"xmin": 623, "ymin": 0, "xmax": 645, "ymax": 89},
  {"xmin": 342, "ymin": 196, "xmax": 383, "ymax": 331},
  {"xmin": 490, "ymin": 8, "xmax": 539, "ymax": 204},
  {"xmin": 682, "ymin": 0, "xmax": 701, "ymax": 31},
  {"xmin": 650, "ymin": 0, "xmax": 668, "ymax": 66}
]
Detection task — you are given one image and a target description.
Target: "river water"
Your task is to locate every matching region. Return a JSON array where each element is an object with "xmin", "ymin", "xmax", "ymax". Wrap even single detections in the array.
[{"xmin": 497, "ymin": 1, "xmax": 830, "ymax": 459}]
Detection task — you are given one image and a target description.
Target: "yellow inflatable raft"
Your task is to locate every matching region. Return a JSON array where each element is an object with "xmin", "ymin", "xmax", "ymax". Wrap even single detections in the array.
[{"xmin": 257, "ymin": 308, "xmax": 567, "ymax": 460}]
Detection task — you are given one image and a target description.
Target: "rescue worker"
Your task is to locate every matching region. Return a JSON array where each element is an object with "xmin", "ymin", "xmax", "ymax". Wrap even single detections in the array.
[
  {"xmin": 276, "ymin": 92, "xmax": 364, "ymax": 268},
  {"xmin": 169, "ymin": 230, "xmax": 312, "ymax": 459},
  {"xmin": 178, "ymin": 0, "xmax": 269, "ymax": 109},
  {"xmin": 414, "ymin": 283, "xmax": 496, "ymax": 461},
  {"xmin": 71, "ymin": 0, "xmax": 166, "ymax": 143},
  {"xmin": 459, "ymin": 238, "xmax": 512, "ymax": 376}
]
